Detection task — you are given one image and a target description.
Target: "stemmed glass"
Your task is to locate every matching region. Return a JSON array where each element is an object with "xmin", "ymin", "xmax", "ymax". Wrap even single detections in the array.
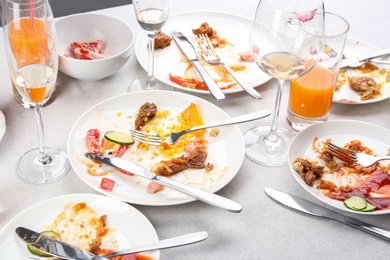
[
  {"xmin": 244, "ymin": 0, "xmax": 325, "ymax": 166},
  {"xmin": 128, "ymin": 0, "xmax": 173, "ymax": 91},
  {"xmin": 3, "ymin": 0, "xmax": 70, "ymax": 183}
]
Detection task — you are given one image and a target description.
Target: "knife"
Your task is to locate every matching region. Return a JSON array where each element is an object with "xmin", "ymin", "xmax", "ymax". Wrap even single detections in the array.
[
  {"xmin": 264, "ymin": 188, "xmax": 390, "ymax": 242},
  {"xmin": 15, "ymin": 226, "xmax": 105, "ymax": 260},
  {"xmin": 340, "ymin": 47, "xmax": 390, "ymax": 68},
  {"xmin": 170, "ymin": 30, "xmax": 225, "ymax": 101},
  {"xmin": 17, "ymin": 226, "xmax": 209, "ymax": 259},
  {"xmin": 85, "ymin": 153, "xmax": 242, "ymax": 213}
]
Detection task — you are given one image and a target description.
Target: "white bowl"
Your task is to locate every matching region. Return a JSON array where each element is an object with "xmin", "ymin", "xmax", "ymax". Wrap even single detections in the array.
[{"xmin": 55, "ymin": 13, "xmax": 134, "ymax": 82}]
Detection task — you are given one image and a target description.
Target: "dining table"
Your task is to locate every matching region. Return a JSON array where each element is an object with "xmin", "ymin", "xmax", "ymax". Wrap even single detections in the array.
[{"xmin": 1, "ymin": 0, "xmax": 390, "ymax": 259}]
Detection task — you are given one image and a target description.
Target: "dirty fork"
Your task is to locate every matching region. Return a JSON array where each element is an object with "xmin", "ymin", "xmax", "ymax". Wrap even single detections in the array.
[
  {"xmin": 197, "ymin": 34, "xmax": 262, "ymax": 99},
  {"xmin": 327, "ymin": 142, "xmax": 390, "ymax": 167},
  {"xmin": 130, "ymin": 110, "xmax": 271, "ymax": 145}
]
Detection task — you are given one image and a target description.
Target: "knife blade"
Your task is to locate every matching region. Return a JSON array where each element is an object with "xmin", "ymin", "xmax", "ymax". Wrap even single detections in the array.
[
  {"xmin": 85, "ymin": 153, "xmax": 242, "ymax": 213},
  {"xmin": 170, "ymin": 30, "xmax": 225, "ymax": 101},
  {"xmin": 340, "ymin": 47, "xmax": 390, "ymax": 68},
  {"xmin": 264, "ymin": 188, "xmax": 390, "ymax": 242},
  {"xmin": 15, "ymin": 226, "xmax": 105, "ymax": 260}
]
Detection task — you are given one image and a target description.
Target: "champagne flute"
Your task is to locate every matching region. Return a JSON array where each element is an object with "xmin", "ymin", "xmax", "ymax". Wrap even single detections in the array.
[
  {"xmin": 244, "ymin": 0, "xmax": 325, "ymax": 166},
  {"xmin": 3, "ymin": 0, "xmax": 70, "ymax": 183},
  {"xmin": 128, "ymin": 0, "xmax": 173, "ymax": 91}
]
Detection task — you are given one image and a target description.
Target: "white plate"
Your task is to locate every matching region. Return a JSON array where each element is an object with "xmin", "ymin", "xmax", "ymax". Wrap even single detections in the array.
[
  {"xmin": 0, "ymin": 111, "xmax": 5, "ymax": 142},
  {"xmin": 0, "ymin": 193, "xmax": 159, "ymax": 258},
  {"xmin": 288, "ymin": 120, "xmax": 390, "ymax": 215},
  {"xmin": 333, "ymin": 38, "xmax": 390, "ymax": 104},
  {"xmin": 67, "ymin": 90, "xmax": 245, "ymax": 206},
  {"xmin": 135, "ymin": 11, "xmax": 271, "ymax": 95}
]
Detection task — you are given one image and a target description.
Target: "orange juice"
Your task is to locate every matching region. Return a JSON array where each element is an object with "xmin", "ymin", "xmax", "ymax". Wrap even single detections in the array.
[
  {"xmin": 8, "ymin": 17, "xmax": 48, "ymax": 68},
  {"xmin": 288, "ymin": 66, "xmax": 335, "ymax": 118}
]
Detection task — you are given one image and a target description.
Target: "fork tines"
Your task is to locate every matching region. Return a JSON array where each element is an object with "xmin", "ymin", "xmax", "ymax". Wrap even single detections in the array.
[
  {"xmin": 197, "ymin": 34, "xmax": 217, "ymax": 56},
  {"xmin": 327, "ymin": 142, "xmax": 356, "ymax": 164},
  {"xmin": 129, "ymin": 129, "xmax": 163, "ymax": 145}
]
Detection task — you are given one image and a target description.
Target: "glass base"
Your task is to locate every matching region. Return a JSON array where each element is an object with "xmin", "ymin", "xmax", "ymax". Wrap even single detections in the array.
[
  {"xmin": 17, "ymin": 147, "xmax": 71, "ymax": 184},
  {"xmin": 286, "ymin": 109, "xmax": 328, "ymax": 132},
  {"xmin": 128, "ymin": 78, "xmax": 173, "ymax": 92},
  {"xmin": 244, "ymin": 126, "xmax": 295, "ymax": 167}
]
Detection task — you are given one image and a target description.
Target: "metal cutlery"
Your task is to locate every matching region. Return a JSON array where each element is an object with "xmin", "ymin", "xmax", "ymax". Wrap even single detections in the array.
[
  {"xmin": 170, "ymin": 30, "xmax": 225, "ymax": 101},
  {"xmin": 264, "ymin": 188, "xmax": 390, "ymax": 242},
  {"xmin": 327, "ymin": 142, "xmax": 390, "ymax": 167},
  {"xmin": 340, "ymin": 47, "xmax": 390, "ymax": 68},
  {"xmin": 130, "ymin": 109, "xmax": 271, "ymax": 145},
  {"xmin": 85, "ymin": 153, "xmax": 242, "ymax": 213},
  {"xmin": 197, "ymin": 34, "xmax": 262, "ymax": 99},
  {"xmin": 17, "ymin": 226, "xmax": 208, "ymax": 259}
]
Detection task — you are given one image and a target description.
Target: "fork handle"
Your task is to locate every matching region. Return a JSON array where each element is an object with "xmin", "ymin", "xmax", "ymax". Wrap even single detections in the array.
[
  {"xmin": 191, "ymin": 60, "xmax": 225, "ymax": 101},
  {"xmin": 183, "ymin": 109, "xmax": 271, "ymax": 134},
  {"xmin": 220, "ymin": 62, "xmax": 262, "ymax": 99}
]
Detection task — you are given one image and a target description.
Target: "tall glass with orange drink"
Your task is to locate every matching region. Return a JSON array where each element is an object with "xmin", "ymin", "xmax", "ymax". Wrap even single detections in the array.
[{"xmin": 287, "ymin": 13, "xmax": 350, "ymax": 131}]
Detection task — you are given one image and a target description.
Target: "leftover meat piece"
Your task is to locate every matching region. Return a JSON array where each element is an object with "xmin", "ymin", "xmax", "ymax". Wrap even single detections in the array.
[
  {"xmin": 238, "ymin": 51, "xmax": 254, "ymax": 62},
  {"xmin": 67, "ymin": 40, "xmax": 110, "ymax": 60},
  {"xmin": 192, "ymin": 22, "xmax": 226, "ymax": 47},
  {"xmin": 155, "ymin": 31, "xmax": 172, "ymax": 49},
  {"xmin": 134, "ymin": 102, "xmax": 158, "ymax": 130},
  {"xmin": 292, "ymin": 158, "xmax": 324, "ymax": 186},
  {"xmin": 349, "ymin": 76, "xmax": 381, "ymax": 100},
  {"xmin": 146, "ymin": 181, "xmax": 164, "ymax": 194}
]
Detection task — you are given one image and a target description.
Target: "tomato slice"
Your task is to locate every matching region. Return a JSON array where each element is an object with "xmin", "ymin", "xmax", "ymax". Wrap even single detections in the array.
[
  {"xmin": 168, "ymin": 73, "xmax": 207, "ymax": 90},
  {"xmin": 86, "ymin": 129, "xmax": 101, "ymax": 154},
  {"xmin": 100, "ymin": 177, "xmax": 115, "ymax": 191}
]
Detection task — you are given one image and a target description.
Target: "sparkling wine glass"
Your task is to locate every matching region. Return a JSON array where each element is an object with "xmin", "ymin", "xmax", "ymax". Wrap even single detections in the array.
[
  {"xmin": 128, "ymin": 0, "xmax": 173, "ymax": 91},
  {"xmin": 244, "ymin": 0, "xmax": 325, "ymax": 166},
  {"xmin": 3, "ymin": 0, "xmax": 70, "ymax": 183}
]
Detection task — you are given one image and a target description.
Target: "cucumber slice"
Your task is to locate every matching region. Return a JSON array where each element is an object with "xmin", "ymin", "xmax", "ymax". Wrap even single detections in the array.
[
  {"xmin": 104, "ymin": 131, "xmax": 134, "ymax": 145},
  {"xmin": 361, "ymin": 202, "xmax": 376, "ymax": 212},
  {"xmin": 344, "ymin": 196, "xmax": 367, "ymax": 211},
  {"xmin": 27, "ymin": 230, "xmax": 61, "ymax": 257}
]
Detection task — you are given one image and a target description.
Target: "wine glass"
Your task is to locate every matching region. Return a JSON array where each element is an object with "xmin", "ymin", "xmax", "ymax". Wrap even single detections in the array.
[
  {"xmin": 244, "ymin": 0, "xmax": 325, "ymax": 166},
  {"xmin": 128, "ymin": 0, "xmax": 173, "ymax": 91},
  {"xmin": 3, "ymin": 0, "xmax": 70, "ymax": 183}
]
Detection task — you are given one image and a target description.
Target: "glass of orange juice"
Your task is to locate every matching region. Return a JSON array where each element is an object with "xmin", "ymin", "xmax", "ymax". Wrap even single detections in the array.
[{"xmin": 287, "ymin": 13, "xmax": 350, "ymax": 131}]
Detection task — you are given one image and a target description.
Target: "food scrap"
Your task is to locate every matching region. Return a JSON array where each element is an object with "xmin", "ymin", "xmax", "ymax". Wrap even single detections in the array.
[
  {"xmin": 155, "ymin": 31, "xmax": 172, "ymax": 49},
  {"xmin": 65, "ymin": 40, "xmax": 111, "ymax": 60},
  {"xmin": 349, "ymin": 76, "xmax": 381, "ymax": 100}
]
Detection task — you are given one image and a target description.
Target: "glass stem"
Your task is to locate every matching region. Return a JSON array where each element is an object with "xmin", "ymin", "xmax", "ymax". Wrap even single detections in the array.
[
  {"xmin": 34, "ymin": 105, "xmax": 52, "ymax": 165},
  {"xmin": 146, "ymin": 33, "xmax": 156, "ymax": 89},
  {"xmin": 265, "ymin": 79, "xmax": 285, "ymax": 143}
]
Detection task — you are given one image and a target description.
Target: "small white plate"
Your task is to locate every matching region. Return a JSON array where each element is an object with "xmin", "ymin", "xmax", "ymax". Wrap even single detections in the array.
[
  {"xmin": 0, "ymin": 111, "xmax": 5, "ymax": 142},
  {"xmin": 333, "ymin": 38, "xmax": 390, "ymax": 104},
  {"xmin": 135, "ymin": 11, "xmax": 271, "ymax": 95},
  {"xmin": 0, "ymin": 193, "xmax": 159, "ymax": 258},
  {"xmin": 67, "ymin": 90, "xmax": 245, "ymax": 206},
  {"xmin": 288, "ymin": 120, "xmax": 390, "ymax": 215}
]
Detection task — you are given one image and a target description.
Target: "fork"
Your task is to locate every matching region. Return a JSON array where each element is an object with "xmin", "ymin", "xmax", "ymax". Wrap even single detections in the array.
[
  {"xmin": 130, "ymin": 109, "xmax": 271, "ymax": 145},
  {"xmin": 197, "ymin": 34, "xmax": 262, "ymax": 99},
  {"xmin": 327, "ymin": 142, "xmax": 390, "ymax": 167}
]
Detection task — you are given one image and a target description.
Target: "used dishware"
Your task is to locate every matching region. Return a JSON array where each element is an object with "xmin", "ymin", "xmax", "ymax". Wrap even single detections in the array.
[
  {"xmin": 288, "ymin": 119, "xmax": 390, "ymax": 215},
  {"xmin": 264, "ymin": 188, "xmax": 390, "ymax": 242},
  {"xmin": 244, "ymin": 0, "xmax": 325, "ymax": 166},
  {"xmin": 0, "ymin": 111, "xmax": 5, "ymax": 143},
  {"xmin": 341, "ymin": 47, "xmax": 390, "ymax": 68},
  {"xmin": 333, "ymin": 39, "xmax": 390, "ymax": 104},
  {"xmin": 171, "ymin": 30, "xmax": 225, "ymax": 100},
  {"xmin": 287, "ymin": 12, "xmax": 349, "ymax": 131},
  {"xmin": 130, "ymin": 110, "xmax": 271, "ymax": 145},
  {"xmin": 17, "ymin": 226, "xmax": 208, "ymax": 259},
  {"xmin": 328, "ymin": 142, "xmax": 390, "ymax": 167},
  {"xmin": 135, "ymin": 11, "xmax": 272, "ymax": 95},
  {"xmin": 129, "ymin": 0, "xmax": 172, "ymax": 91},
  {"xmin": 2, "ymin": 0, "xmax": 70, "ymax": 183},
  {"xmin": 86, "ymin": 153, "xmax": 242, "ymax": 213},
  {"xmin": 197, "ymin": 34, "xmax": 262, "ymax": 99},
  {"xmin": 67, "ymin": 90, "xmax": 245, "ymax": 206},
  {"xmin": 0, "ymin": 194, "xmax": 159, "ymax": 259},
  {"xmin": 55, "ymin": 13, "xmax": 134, "ymax": 82}
]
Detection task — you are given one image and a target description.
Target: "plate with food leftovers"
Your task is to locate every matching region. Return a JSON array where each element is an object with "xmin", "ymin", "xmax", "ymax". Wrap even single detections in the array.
[
  {"xmin": 288, "ymin": 120, "xmax": 390, "ymax": 215},
  {"xmin": 333, "ymin": 38, "xmax": 390, "ymax": 104},
  {"xmin": 134, "ymin": 11, "xmax": 271, "ymax": 95},
  {"xmin": 67, "ymin": 90, "xmax": 245, "ymax": 206},
  {"xmin": 0, "ymin": 193, "xmax": 159, "ymax": 259}
]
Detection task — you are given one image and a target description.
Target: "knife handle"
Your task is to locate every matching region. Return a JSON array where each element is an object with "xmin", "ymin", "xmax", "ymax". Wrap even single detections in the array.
[
  {"xmin": 344, "ymin": 216, "xmax": 390, "ymax": 242},
  {"xmin": 192, "ymin": 60, "xmax": 225, "ymax": 101},
  {"xmin": 154, "ymin": 175, "xmax": 242, "ymax": 213}
]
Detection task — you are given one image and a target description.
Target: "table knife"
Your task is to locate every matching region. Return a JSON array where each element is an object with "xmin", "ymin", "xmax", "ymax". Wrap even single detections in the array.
[
  {"xmin": 170, "ymin": 30, "xmax": 225, "ymax": 101},
  {"xmin": 85, "ymin": 153, "xmax": 242, "ymax": 213},
  {"xmin": 340, "ymin": 47, "xmax": 390, "ymax": 68},
  {"xmin": 264, "ymin": 188, "xmax": 390, "ymax": 242}
]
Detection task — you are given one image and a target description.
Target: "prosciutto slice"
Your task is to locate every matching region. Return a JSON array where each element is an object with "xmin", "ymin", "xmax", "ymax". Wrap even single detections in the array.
[{"xmin": 68, "ymin": 40, "xmax": 110, "ymax": 60}]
